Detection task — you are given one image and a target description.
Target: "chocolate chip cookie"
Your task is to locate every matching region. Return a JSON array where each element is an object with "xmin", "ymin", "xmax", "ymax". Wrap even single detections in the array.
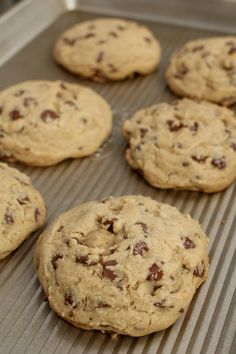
[
  {"xmin": 123, "ymin": 99, "xmax": 236, "ymax": 192},
  {"xmin": 0, "ymin": 163, "xmax": 46, "ymax": 260},
  {"xmin": 34, "ymin": 195, "xmax": 208, "ymax": 336},
  {"xmin": 0, "ymin": 80, "xmax": 112, "ymax": 166},
  {"xmin": 54, "ymin": 18, "xmax": 161, "ymax": 81},
  {"xmin": 166, "ymin": 37, "xmax": 236, "ymax": 106}
]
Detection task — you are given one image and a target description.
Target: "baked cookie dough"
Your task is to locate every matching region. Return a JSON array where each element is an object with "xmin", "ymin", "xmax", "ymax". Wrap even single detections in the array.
[
  {"xmin": 166, "ymin": 37, "xmax": 236, "ymax": 106},
  {"xmin": 54, "ymin": 18, "xmax": 161, "ymax": 81},
  {"xmin": 0, "ymin": 80, "xmax": 112, "ymax": 166},
  {"xmin": 0, "ymin": 163, "xmax": 46, "ymax": 260},
  {"xmin": 34, "ymin": 195, "xmax": 208, "ymax": 336},
  {"xmin": 123, "ymin": 99, "xmax": 236, "ymax": 192}
]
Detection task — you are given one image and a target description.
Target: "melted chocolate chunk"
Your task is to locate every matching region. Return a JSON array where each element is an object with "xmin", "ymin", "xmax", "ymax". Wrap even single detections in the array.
[
  {"xmin": 154, "ymin": 298, "xmax": 174, "ymax": 308},
  {"xmin": 174, "ymin": 64, "xmax": 189, "ymax": 79},
  {"xmin": 51, "ymin": 254, "xmax": 63, "ymax": 270},
  {"xmin": 136, "ymin": 222, "xmax": 148, "ymax": 236},
  {"xmin": 34, "ymin": 208, "xmax": 40, "ymax": 222},
  {"xmin": 96, "ymin": 51, "xmax": 104, "ymax": 63},
  {"xmin": 76, "ymin": 255, "xmax": 89, "ymax": 264},
  {"xmin": 23, "ymin": 97, "xmax": 37, "ymax": 107},
  {"xmin": 228, "ymin": 47, "xmax": 236, "ymax": 54},
  {"xmin": 4, "ymin": 213, "xmax": 14, "ymax": 224},
  {"xmin": 14, "ymin": 90, "xmax": 25, "ymax": 97},
  {"xmin": 146, "ymin": 263, "xmax": 163, "ymax": 282},
  {"xmin": 167, "ymin": 120, "xmax": 184, "ymax": 132},
  {"xmin": 211, "ymin": 157, "xmax": 226, "ymax": 169},
  {"xmin": 189, "ymin": 122, "xmax": 199, "ymax": 133},
  {"xmin": 63, "ymin": 37, "xmax": 76, "ymax": 46},
  {"xmin": 181, "ymin": 236, "xmax": 195, "ymax": 249},
  {"xmin": 40, "ymin": 109, "xmax": 59, "ymax": 122},
  {"xmin": 230, "ymin": 142, "xmax": 236, "ymax": 151},
  {"xmin": 191, "ymin": 155, "xmax": 208, "ymax": 163},
  {"xmin": 140, "ymin": 128, "xmax": 148, "ymax": 138},
  {"xmin": 192, "ymin": 45, "xmax": 204, "ymax": 52},
  {"xmin": 103, "ymin": 218, "xmax": 117, "ymax": 233},
  {"xmin": 182, "ymin": 161, "xmax": 190, "ymax": 167},
  {"xmin": 193, "ymin": 265, "xmax": 205, "ymax": 278},
  {"xmin": 102, "ymin": 260, "xmax": 117, "ymax": 281},
  {"xmin": 151, "ymin": 285, "xmax": 162, "ymax": 296},
  {"xmin": 64, "ymin": 293, "xmax": 77, "ymax": 308},
  {"xmin": 109, "ymin": 31, "xmax": 118, "ymax": 38},
  {"xmin": 133, "ymin": 241, "xmax": 149, "ymax": 256},
  {"xmin": 10, "ymin": 110, "xmax": 23, "ymax": 120},
  {"xmin": 17, "ymin": 196, "xmax": 30, "ymax": 205}
]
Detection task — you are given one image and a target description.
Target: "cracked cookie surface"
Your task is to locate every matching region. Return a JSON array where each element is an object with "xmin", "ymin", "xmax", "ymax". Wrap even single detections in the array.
[
  {"xmin": 34, "ymin": 195, "xmax": 208, "ymax": 336},
  {"xmin": 123, "ymin": 99, "xmax": 236, "ymax": 192},
  {"xmin": 166, "ymin": 37, "xmax": 236, "ymax": 106},
  {"xmin": 54, "ymin": 18, "xmax": 161, "ymax": 81},
  {"xmin": 0, "ymin": 163, "xmax": 46, "ymax": 260},
  {"xmin": 0, "ymin": 80, "xmax": 112, "ymax": 166}
]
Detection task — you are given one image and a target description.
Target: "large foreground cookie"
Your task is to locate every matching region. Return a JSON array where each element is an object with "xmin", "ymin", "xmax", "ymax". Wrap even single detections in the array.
[
  {"xmin": 166, "ymin": 37, "xmax": 236, "ymax": 106},
  {"xmin": 54, "ymin": 18, "xmax": 161, "ymax": 81},
  {"xmin": 34, "ymin": 195, "xmax": 208, "ymax": 336},
  {"xmin": 0, "ymin": 81, "xmax": 112, "ymax": 166},
  {"xmin": 0, "ymin": 163, "xmax": 46, "ymax": 260},
  {"xmin": 123, "ymin": 99, "xmax": 236, "ymax": 192}
]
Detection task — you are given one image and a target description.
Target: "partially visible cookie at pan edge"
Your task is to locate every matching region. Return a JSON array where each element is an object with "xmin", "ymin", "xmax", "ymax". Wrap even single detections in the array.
[
  {"xmin": 123, "ymin": 98, "xmax": 236, "ymax": 192},
  {"xmin": 0, "ymin": 162, "xmax": 46, "ymax": 260},
  {"xmin": 0, "ymin": 80, "xmax": 112, "ymax": 166},
  {"xmin": 166, "ymin": 36, "xmax": 236, "ymax": 106},
  {"xmin": 54, "ymin": 18, "xmax": 161, "ymax": 81},
  {"xmin": 34, "ymin": 195, "xmax": 208, "ymax": 336}
]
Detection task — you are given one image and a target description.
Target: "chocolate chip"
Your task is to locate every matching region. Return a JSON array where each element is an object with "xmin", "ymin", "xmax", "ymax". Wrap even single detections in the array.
[
  {"xmin": 93, "ymin": 69, "xmax": 107, "ymax": 83},
  {"xmin": 24, "ymin": 97, "xmax": 37, "ymax": 107},
  {"xmin": 193, "ymin": 265, "xmax": 205, "ymax": 278},
  {"xmin": 0, "ymin": 107, "xmax": 3, "ymax": 114},
  {"xmin": 102, "ymin": 260, "xmax": 117, "ymax": 281},
  {"xmin": 60, "ymin": 83, "xmax": 67, "ymax": 90},
  {"xmin": 182, "ymin": 161, "xmax": 190, "ymax": 167},
  {"xmin": 76, "ymin": 255, "xmax": 88, "ymax": 264},
  {"xmin": 97, "ymin": 40, "xmax": 106, "ymax": 45},
  {"xmin": 64, "ymin": 293, "xmax": 77, "ymax": 308},
  {"xmin": 140, "ymin": 128, "xmax": 148, "ymax": 138},
  {"xmin": 4, "ymin": 212, "xmax": 14, "ymax": 224},
  {"xmin": 192, "ymin": 45, "xmax": 204, "ymax": 52},
  {"xmin": 167, "ymin": 120, "xmax": 184, "ymax": 132},
  {"xmin": 40, "ymin": 109, "xmax": 59, "ymax": 122},
  {"xmin": 17, "ymin": 196, "xmax": 30, "ymax": 205},
  {"xmin": 62, "ymin": 37, "xmax": 76, "ymax": 46},
  {"xmin": 179, "ymin": 308, "xmax": 185, "ymax": 313},
  {"xmin": 10, "ymin": 110, "xmax": 23, "ymax": 120},
  {"xmin": 181, "ymin": 236, "xmax": 195, "ymax": 249},
  {"xmin": 84, "ymin": 33, "xmax": 95, "ymax": 39},
  {"xmin": 95, "ymin": 302, "xmax": 110, "ymax": 308},
  {"xmin": 51, "ymin": 254, "xmax": 63, "ymax": 270},
  {"xmin": 133, "ymin": 241, "xmax": 149, "ymax": 255},
  {"xmin": 0, "ymin": 128, "xmax": 5, "ymax": 138},
  {"xmin": 96, "ymin": 51, "xmax": 104, "ymax": 63},
  {"xmin": 189, "ymin": 122, "xmax": 199, "ymax": 133},
  {"xmin": 151, "ymin": 285, "xmax": 162, "ymax": 296},
  {"xmin": 174, "ymin": 64, "xmax": 188, "ymax": 79},
  {"xmin": 57, "ymin": 225, "xmax": 64, "ymax": 232},
  {"xmin": 154, "ymin": 299, "xmax": 174, "ymax": 308},
  {"xmin": 109, "ymin": 31, "xmax": 118, "ymax": 38},
  {"xmin": 144, "ymin": 37, "xmax": 152, "ymax": 43},
  {"xmin": 117, "ymin": 25, "xmax": 125, "ymax": 31},
  {"xmin": 228, "ymin": 47, "xmax": 236, "ymax": 54},
  {"xmin": 230, "ymin": 142, "xmax": 236, "ymax": 151},
  {"xmin": 211, "ymin": 157, "xmax": 226, "ymax": 169},
  {"xmin": 136, "ymin": 222, "xmax": 148, "ymax": 236},
  {"xmin": 14, "ymin": 90, "xmax": 25, "ymax": 97},
  {"xmin": 103, "ymin": 218, "xmax": 117, "ymax": 233},
  {"xmin": 108, "ymin": 63, "xmax": 118, "ymax": 73},
  {"xmin": 34, "ymin": 208, "xmax": 40, "ymax": 222},
  {"xmin": 191, "ymin": 155, "xmax": 208, "ymax": 163},
  {"xmin": 146, "ymin": 263, "xmax": 163, "ymax": 282}
]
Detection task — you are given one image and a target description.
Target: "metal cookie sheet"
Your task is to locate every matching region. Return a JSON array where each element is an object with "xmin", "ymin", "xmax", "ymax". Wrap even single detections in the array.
[{"xmin": 0, "ymin": 1, "xmax": 235, "ymax": 353}]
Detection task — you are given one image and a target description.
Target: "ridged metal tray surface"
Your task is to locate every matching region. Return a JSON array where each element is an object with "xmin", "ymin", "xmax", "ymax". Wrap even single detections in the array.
[{"xmin": 0, "ymin": 6, "xmax": 236, "ymax": 354}]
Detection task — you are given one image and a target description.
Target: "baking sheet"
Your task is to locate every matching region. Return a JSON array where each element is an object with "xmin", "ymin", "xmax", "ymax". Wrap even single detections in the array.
[{"xmin": 0, "ymin": 4, "xmax": 236, "ymax": 354}]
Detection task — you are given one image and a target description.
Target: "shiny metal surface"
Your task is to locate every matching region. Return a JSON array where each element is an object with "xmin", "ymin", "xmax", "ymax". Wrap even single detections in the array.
[{"xmin": 0, "ymin": 1, "xmax": 235, "ymax": 353}]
